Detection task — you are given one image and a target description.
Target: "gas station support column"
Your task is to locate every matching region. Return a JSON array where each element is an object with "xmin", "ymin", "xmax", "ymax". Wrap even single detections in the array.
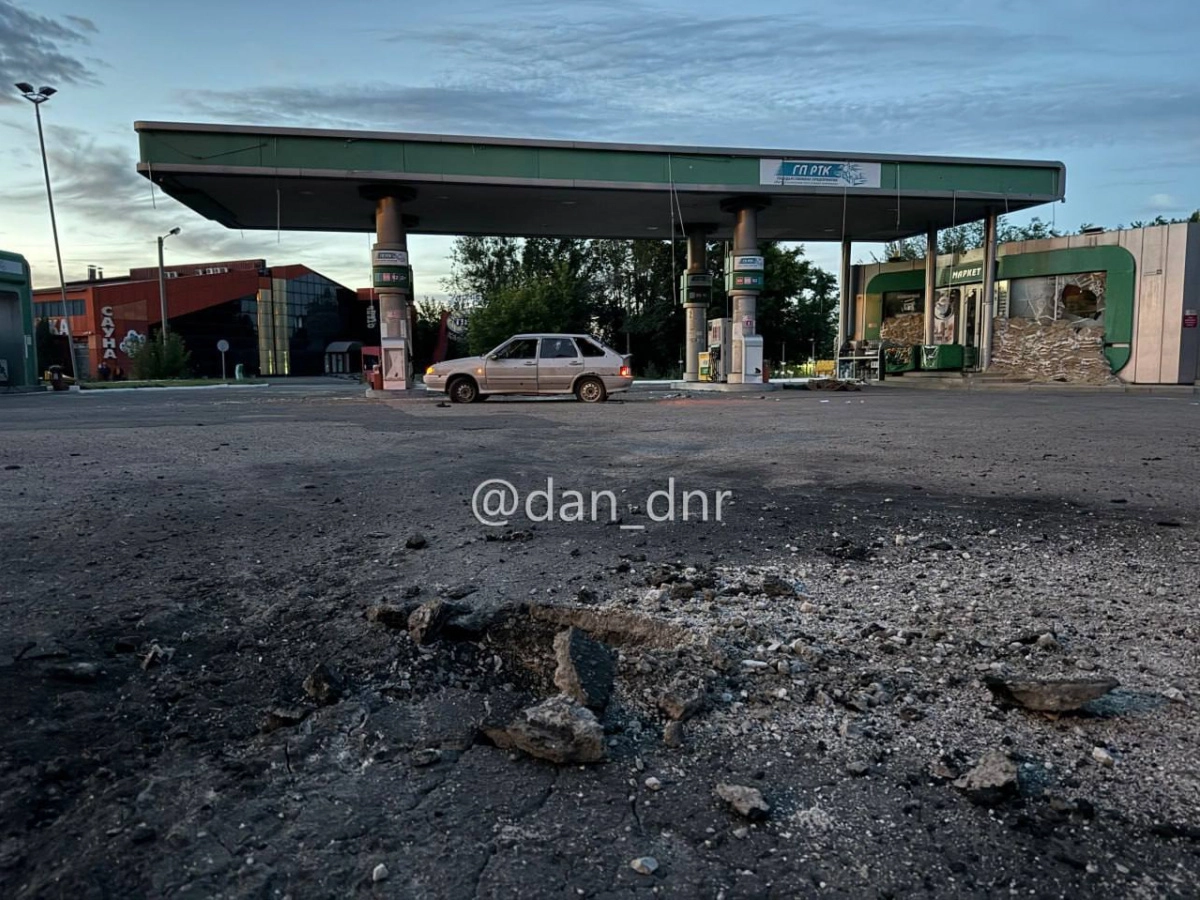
[
  {"xmin": 724, "ymin": 199, "xmax": 767, "ymax": 384},
  {"xmin": 838, "ymin": 239, "xmax": 852, "ymax": 350},
  {"xmin": 980, "ymin": 211, "xmax": 998, "ymax": 371},
  {"xmin": 373, "ymin": 194, "xmax": 414, "ymax": 390},
  {"xmin": 923, "ymin": 224, "xmax": 937, "ymax": 345},
  {"xmin": 682, "ymin": 228, "xmax": 711, "ymax": 383}
]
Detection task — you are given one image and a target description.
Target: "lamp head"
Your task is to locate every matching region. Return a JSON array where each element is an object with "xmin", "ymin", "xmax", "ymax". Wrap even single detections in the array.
[
  {"xmin": 38, "ymin": 86, "xmax": 57, "ymax": 97},
  {"xmin": 14, "ymin": 82, "xmax": 35, "ymax": 94},
  {"xmin": 169, "ymin": 226, "xmax": 181, "ymax": 236}
]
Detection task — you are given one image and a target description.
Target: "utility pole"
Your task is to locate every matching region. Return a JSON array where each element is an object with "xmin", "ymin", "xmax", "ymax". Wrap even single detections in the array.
[
  {"xmin": 157, "ymin": 227, "xmax": 181, "ymax": 340},
  {"xmin": 15, "ymin": 83, "xmax": 77, "ymax": 377}
]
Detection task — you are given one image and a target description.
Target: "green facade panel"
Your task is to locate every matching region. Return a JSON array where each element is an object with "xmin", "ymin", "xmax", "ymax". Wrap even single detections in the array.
[
  {"xmin": 139, "ymin": 128, "xmax": 1062, "ymax": 196},
  {"xmin": 882, "ymin": 163, "xmax": 1062, "ymax": 197},
  {"xmin": 0, "ymin": 249, "xmax": 37, "ymax": 388}
]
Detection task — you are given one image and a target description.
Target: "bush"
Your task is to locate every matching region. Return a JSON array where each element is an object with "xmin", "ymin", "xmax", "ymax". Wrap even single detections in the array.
[{"xmin": 129, "ymin": 331, "xmax": 192, "ymax": 379}]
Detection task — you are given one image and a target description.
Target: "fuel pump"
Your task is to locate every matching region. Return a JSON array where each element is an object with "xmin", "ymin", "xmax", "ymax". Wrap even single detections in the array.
[{"xmin": 708, "ymin": 317, "xmax": 732, "ymax": 383}]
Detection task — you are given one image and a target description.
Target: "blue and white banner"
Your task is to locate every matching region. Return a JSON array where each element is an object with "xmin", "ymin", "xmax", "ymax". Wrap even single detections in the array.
[{"xmin": 760, "ymin": 159, "xmax": 882, "ymax": 188}]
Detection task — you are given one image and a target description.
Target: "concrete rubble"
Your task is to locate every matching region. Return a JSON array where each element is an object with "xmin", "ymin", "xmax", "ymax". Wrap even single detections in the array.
[{"xmin": 714, "ymin": 783, "xmax": 771, "ymax": 820}]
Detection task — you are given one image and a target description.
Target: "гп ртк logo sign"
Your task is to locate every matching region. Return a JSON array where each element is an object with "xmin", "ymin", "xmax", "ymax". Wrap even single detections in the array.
[
  {"xmin": 760, "ymin": 159, "xmax": 882, "ymax": 188},
  {"xmin": 472, "ymin": 478, "xmax": 732, "ymax": 530}
]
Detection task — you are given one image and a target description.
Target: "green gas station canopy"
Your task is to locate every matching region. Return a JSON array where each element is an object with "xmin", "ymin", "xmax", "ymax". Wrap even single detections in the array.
[{"xmin": 135, "ymin": 122, "xmax": 1065, "ymax": 242}]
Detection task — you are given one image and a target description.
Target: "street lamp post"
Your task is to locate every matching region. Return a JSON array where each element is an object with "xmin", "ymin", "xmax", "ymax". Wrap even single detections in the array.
[
  {"xmin": 157, "ymin": 227, "xmax": 180, "ymax": 340},
  {"xmin": 15, "ymin": 82, "xmax": 78, "ymax": 379}
]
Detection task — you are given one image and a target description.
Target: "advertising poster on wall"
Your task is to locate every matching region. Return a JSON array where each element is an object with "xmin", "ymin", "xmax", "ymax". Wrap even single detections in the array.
[{"xmin": 933, "ymin": 288, "xmax": 958, "ymax": 344}]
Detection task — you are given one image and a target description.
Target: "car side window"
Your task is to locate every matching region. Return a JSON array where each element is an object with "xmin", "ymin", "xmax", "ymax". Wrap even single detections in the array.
[
  {"xmin": 494, "ymin": 339, "xmax": 538, "ymax": 360},
  {"xmin": 540, "ymin": 338, "xmax": 579, "ymax": 360},
  {"xmin": 578, "ymin": 338, "xmax": 608, "ymax": 358}
]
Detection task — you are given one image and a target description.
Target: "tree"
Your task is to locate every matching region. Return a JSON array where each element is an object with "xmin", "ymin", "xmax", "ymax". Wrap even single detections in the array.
[
  {"xmin": 445, "ymin": 234, "xmax": 840, "ymax": 375},
  {"xmin": 128, "ymin": 331, "xmax": 192, "ymax": 379}
]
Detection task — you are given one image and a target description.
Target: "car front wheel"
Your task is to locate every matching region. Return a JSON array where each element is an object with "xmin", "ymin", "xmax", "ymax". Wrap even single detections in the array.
[
  {"xmin": 448, "ymin": 376, "xmax": 479, "ymax": 404},
  {"xmin": 575, "ymin": 377, "xmax": 607, "ymax": 403}
]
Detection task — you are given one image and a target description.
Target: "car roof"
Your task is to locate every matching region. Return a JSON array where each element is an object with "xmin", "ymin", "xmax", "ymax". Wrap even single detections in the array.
[{"xmin": 508, "ymin": 333, "xmax": 599, "ymax": 340}]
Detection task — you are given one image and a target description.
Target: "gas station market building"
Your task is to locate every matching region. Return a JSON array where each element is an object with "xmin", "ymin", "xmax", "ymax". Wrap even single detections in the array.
[{"xmin": 134, "ymin": 122, "xmax": 1196, "ymax": 389}]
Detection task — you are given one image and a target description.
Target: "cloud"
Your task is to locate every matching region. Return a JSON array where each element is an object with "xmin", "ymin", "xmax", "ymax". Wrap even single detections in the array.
[
  {"xmin": 1144, "ymin": 193, "xmax": 1181, "ymax": 213},
  {"xmin": 63, "ymin": 14, "xmax": 97, "ymax": 34},
  {"xmin": 7, "ymin": 123, "xmax": 374, "ymax": 290},
  {"xmin": 0, "ymin": 1, "xmax": 100, "ymax": 104},
  {"xmin": 181, "ymin": 84, "xmax": 614, "ymax": 138},
  {"xmin": 169, "ymin": 0, "xmax": 1200, "ymax": 168}
]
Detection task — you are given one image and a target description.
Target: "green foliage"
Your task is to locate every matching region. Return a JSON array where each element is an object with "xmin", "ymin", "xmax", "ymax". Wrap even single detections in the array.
[
  {"xmin": 129, "ymin": 330, "xmax": 192, "ymax": 379},
  {"xmin": 468, "ymin": 276, "xmax": 592, "ymax": 355},
  {"xmin": 445, "ymin": 234, "xmax": 839, "ymax": 374}
]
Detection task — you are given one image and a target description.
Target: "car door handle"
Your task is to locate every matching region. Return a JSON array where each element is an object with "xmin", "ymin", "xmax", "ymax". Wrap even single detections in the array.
[
  {"xmin": 523, "ymin": 361, "xmax": 537, "ymax": 366},
  {"xmin": 568, "ymin": 361, "xmax": 583, "ymax": 366}
]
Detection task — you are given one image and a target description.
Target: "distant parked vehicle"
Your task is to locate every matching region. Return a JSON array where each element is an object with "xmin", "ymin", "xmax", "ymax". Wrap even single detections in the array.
[{"xmin": 424, "ymin": 334, "xmax": 633, "ymax": 403}]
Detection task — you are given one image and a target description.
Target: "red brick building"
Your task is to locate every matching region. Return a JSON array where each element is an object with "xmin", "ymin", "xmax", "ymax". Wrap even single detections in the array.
[{"xmin": 34, "ymin": 259, "xmax": 374, "ymax": 378}]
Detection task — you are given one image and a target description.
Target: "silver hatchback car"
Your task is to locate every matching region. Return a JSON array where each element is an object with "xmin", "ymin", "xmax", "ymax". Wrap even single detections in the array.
[{"xmin": 424, "ymin": 334, "xmax": 633, "ymax": 403}]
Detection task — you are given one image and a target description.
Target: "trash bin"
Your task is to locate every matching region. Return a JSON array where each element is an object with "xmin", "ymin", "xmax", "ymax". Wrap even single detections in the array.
[
  {"xmin": 235, "ymin": 363, "xmax": 245, "ymax": 381},
  {"xmin": 47, "ymin": 365, "xmax": 68, "ymax": 392},
  {"xmin": 368, "ymin": 366, "xmax": 383, "ymax": 390}
]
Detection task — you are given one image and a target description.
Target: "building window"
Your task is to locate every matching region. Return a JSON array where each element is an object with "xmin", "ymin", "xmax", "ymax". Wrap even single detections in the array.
[
  {"xmin": 882, "ymin": 290, "xmax": 924, "ymax": 318},
  {"xmin": 35, "ymin": 300, "xmax": 86, "ymax": 317},
  {"xmin": 1009, "ymin": 272, "xmax": 1106, "ymax": 325}
]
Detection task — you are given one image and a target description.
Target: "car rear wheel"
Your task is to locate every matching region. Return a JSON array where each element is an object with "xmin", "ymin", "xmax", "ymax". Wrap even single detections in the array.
[
  {"xmin": 448, "ymin": 376, "xmax": 479, "ymax": 404},
  {"xmin": 575, "ymin": 377, "xmax": 607, "ymax": 403}
]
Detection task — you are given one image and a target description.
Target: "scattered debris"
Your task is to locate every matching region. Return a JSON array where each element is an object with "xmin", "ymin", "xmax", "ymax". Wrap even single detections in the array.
[
  {"xmin": 46, "ymin": 662, "xmax": 101, "ymax": 683},
  {"xmin": 405, "ymin": 533, "xmax": 427, "ymax": 550},
  {"xmin": 644, "ymin": 776, "xmax": 662, "ymax": 791},
  {"xmin": 657, "ymin": 674, "xmax": 706, "ymax": 722},
  {"xmin": 662, "ymin": 721, "xmax": 686, "ymax": 748},
  {"xmin": 1092, "ymin": 747, "xmax": 1115, "ymax": 767},
  {"xmin": 372, "ymin": 863, "xmax": 390, "ymax": 882},
  {"xmin": 410, "ymin": 748, "xmax": 442, "ymax": 767},
  {"xmin": 302, "ymin": 663, "xmax": 344, "ymax": 706},
  {"xmin": 529, "ymin": 604, "xmax": 692, "ymax": 649},
  {"xmin": 715, "ymin": 783, "xmax": 770, "ymax": 820},
  {"xmin": 408, "ymin": 599, "xmax": 460, "ymax": 645},
  {"xmin": 630, "ymin": 857, "xmax": 658, "ymax": 876},
  {"xmin": 263, "ymin": 706, "xmax": 310, "ymax": 733},
  {"xmin": 140, "ymin": 642, "xmax": 175, "ymax": 671},
  {"xmin": 760, "ymin": 574, "xmax": 800, "ymax": 598},
  {"xmin": 487, "ymin": 696, "xmax": 606, "ymax": 764},
  {"xmin": 484, "ymin": 529, "xmax": 533, "ymax": 543},
  {"xmin": 367, "ymin": 603, "xmax": 419, "ymax": 629},
  {"xmin": 953, "ymin": 750, "xmax": 1019, "ymax": 806}
]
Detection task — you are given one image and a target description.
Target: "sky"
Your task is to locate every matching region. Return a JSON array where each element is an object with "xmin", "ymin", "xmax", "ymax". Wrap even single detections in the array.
[{"xmin": 1, "ymin": 0, "xmax": 1198, "ymax": 297}]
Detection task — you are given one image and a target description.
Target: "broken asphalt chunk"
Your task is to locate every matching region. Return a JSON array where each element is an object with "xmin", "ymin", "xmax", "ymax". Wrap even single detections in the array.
[
  {"xmin": 491, "ymin": 696, "xmax": 606, "ymax": 764},
  {"xmin": 553, "ymin": 627, "xmax": 615, "ymax": 710},
  {"xmin": 984, "ymin": 675, "xmax": 1119, "ymax": 712}
]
